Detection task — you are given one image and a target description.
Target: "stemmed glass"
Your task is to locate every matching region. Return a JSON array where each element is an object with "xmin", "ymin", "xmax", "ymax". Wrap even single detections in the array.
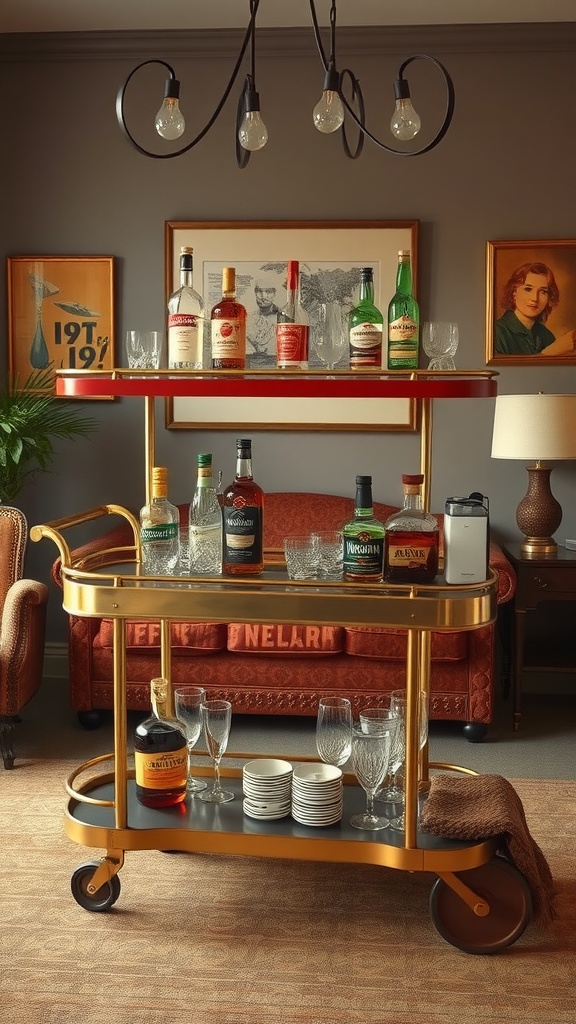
[
  {"xmin": 198, "ymin": 699, "xmax": 235, "ymax": 804},
  {"xmin": 316, "ymin": 696, "xmax": 352, "ymax": 767},
  {"xmin": 173, "ymin": 686, "xmax": 207, "ymax": 793},
  {"xmin": 359, "ymin": 700, "xmax": 404, "ymax": 804},
  {"xmin": 349, "ymin": 725, "xmax": 393, "ymax": 831},
  {"xmin": 311, "ymin": 301, "xmax": 348, "ymax": 371},
  {"xmin": 386, "ymin": 689, "xmax": 429, "ymax": 831},
  {"xmin": 421, "ymin": 322, "xmax": 459, "ymax": 370}
]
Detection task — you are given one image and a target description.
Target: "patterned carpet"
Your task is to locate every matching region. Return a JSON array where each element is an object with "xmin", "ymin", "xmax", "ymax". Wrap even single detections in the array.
[{"xmin": 2, "ymin": 761, "xmax": 575, "ymax": 1024}]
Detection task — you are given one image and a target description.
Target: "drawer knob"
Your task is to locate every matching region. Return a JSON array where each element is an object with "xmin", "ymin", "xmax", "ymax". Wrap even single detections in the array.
[{"xmin": 532, "ymin": 576, "xmax": 548, "ymax": 589}]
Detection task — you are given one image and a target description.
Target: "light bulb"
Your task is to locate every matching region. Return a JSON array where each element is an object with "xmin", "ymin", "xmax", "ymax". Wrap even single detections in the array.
[
  {"xmin": 390, "ymin": 97, "xmax": 421, "ymax": 141},
  {"xmin": 155, "ymin": 96, "xmax": 185, "ymax": 140},
  {"xmin": 238, "ymin": 110, "xmax": 268, "ymax": 152},
  {"xmin": 313, "ymin": 90, "xmax": 345, "ymax": 134}
]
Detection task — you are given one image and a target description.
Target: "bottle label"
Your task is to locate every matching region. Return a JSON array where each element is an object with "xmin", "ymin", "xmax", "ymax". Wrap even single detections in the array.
[
  {"xmin": 211, "ymin": 318, "xmax": 246, "ymax": 361},
  {"xmin": 343, "ymin": 533, "xmax": 384, "ymax": 576},
  {"xmin": 141, "ymin": 523, "xmax": 179, "ymax": 543},
  {"xmin": 134, "ymin": 747, "xmax": 188, "ymax": 790},
  {"xmin": 388, "ymin": 316, "xmax": 418, "ymax": 363},
  {"xmin": 168, "ymin": 314, "xmax": 202, "ymax": 365},
  {"xmin": 349, "ymin": 323, "xmax": 382, "ymax": 368},
  {"xmin": 276, "ymin": 323, "xmax": 309, "ymax": 365},
  {"xmin": 385, "ymin": 533, "xmax": 438, "ymax": 580},
  {"xmin": 223, "ymin": 504, "xmax": 263, "ymax": 564}
]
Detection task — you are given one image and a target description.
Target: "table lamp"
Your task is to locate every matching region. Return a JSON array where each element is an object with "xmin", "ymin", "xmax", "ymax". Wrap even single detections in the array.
[{"xmin": 491, "ymin": 393, "xmax": 576, "ymax": 556}]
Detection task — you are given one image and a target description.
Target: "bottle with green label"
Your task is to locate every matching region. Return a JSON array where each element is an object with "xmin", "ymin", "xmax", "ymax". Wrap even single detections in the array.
[
  {"xmin": 348, "ymin": 267, "xmax": 384, "ymax": 369},
  {"xmin": 139, "ymin": 466, "xmax": 180, "ymax": 575},
  {"xmin": 387, "ymin": 250, "xmax": 419, "ymax": 369},
  {"xmin": 343, "ymin": 475, "xmax": 385, "ymax": 581}
]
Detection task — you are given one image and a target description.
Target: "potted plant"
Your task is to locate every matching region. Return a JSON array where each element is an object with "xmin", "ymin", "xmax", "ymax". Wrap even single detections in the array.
[{"xmin": 0, "ymin": 367, "xmax": 98, "ymax": 504}]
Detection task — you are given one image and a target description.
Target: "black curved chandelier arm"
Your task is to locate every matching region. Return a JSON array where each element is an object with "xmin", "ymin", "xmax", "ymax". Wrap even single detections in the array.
[
  {"xmin": 308, "ymin": 0, "xmax": 330, "ymax": 71},
  {"xmin": 339, "ymin": 68, "xmax": 365, "ymax": 160}
]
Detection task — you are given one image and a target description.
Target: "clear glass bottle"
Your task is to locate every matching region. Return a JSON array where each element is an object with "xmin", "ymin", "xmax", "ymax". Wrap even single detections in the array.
[
  {"xmin": 222, "ymin": 438, "xmax": 264, "ymax": 576},
  {"xmin": 139, "ymin": 466, "xmax": 180, "ymax": 575},
  {"xmin": 276, "ymin": 260, "xmax": 310, "ymax": 369},
  {"xmin": 387, "ymin": 250, "xmax": 420, "ymax": 369},
  {"xmin": 134, "ymin": 677, "xmax": 188, "ymax": 808},
  {"xmin": 167, "ymin": 246, "xmax": 204, "ymax": 369},
  {"xmin": 383, "ymin": 473, "xmax": 439, "ymax": 583},
  {"xmin": 211, "ymin": 267, "xmax": 247, "ymax": 370},
  {"xmin": 189, "ymin": 453, "xmax": 222, "ymax": 574},
  {"xmin": 348, "ymin": 267, "xmax": 384, "ymax": 370},
  {"xmin": 343, "ymin": 475, "xmax": 385, "ymax": 582}
]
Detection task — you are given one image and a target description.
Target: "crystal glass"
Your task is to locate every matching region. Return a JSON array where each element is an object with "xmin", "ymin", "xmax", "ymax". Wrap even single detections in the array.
[
  {"xmin": 125, "ymin": 330, "xmax": 163, "ymax": 370},
  {"xmin": 358, "ymin": 706, "xmax": 402, "ymax": 801},
  {"xmin": 316, "ymin": 696, "xmax": 352, "ymax": 766},
  {"xmin": 311, "ymin": 300, "xmax": 348, "ymax": 370},
  {"xmin": 349, "ymin": 725, "xmax": 392, "ymax": 831},
  {"xmin": 386, "ymin": 689, "xmax": 429, "ymax": 831},
  {"xmin": 173, "ymin": 686, "xmax": 207, "ymax": 793},
  {"xmin": 311, "ymin": 530, "xmax": 343, "ymax": 580},
  {"xmin": 421, "ymin": 322, "xmax": 458, "ymax": 370},
  {"xmin": 199, "ymin": 699, "xmax": 234, "ymax": 803},
  {"xmin": 284, "ymin": 535, "xmax": 319, "ymax": 580}
]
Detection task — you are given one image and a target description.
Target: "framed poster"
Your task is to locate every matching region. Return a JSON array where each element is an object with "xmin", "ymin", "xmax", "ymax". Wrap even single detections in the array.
[
  {"xmin": 7, "ymin": 256, "xmax": 115, "ymax": 392},
  {"xmin": 165, "ymin": 220, "xmax": 419, "ymax": 432},
  {"xmin": 486, "ymin": 239, "xmax": 576, "ymax": 365}
]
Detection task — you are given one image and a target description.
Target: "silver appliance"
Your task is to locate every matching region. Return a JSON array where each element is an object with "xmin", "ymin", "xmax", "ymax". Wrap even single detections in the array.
[{"xmin": 444, "ymin": 493, "xmax": 489, "ymax": 584}]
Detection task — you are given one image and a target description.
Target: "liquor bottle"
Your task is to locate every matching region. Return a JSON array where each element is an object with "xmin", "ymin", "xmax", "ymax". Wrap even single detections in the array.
[
  {"xmin": 222, "ymin": 438, "xmax": 264, "ymax": 576},
  {"xmin": 387, "ymin": 250, "xmax": 420, "ymax": 369},
  {"xmin": 348, "ymin": 267, "xmax": 384, "ymax": 370},
  {"xmin": 139, "ymin": 466, "xmax": 180, "ymax": 575},
  {"xmin": 343, "ymin": 475, "xmax": 385, "ymax": 582},
  {"xmin": 134, "ymin": 677, "xmax": 188, "ymax": 808},
  {"xmin": 211, "ymin": 267, "xmax": 247, "ymax": 370},
  {"xmin": 276, "ymin": 260, "xmax": 309, "ymax": 369},
  {"xmin": 189, "ymin": 453, "xmax": 222, "ymax": 574},
  {"xmin": 167, "ymin": 246, "xmax": 204, "ymax": 369},
  {"xmin": 383, "ymin": 473, "xmax": 439, "ymax": 583}
]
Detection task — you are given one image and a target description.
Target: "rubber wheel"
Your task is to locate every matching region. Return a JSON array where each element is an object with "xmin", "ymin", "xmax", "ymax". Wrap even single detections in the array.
[
  {"xmin": 71, "ymin": 862, "xmax": 121, "ymax": 912},
  {"xmin": 429, "ymin": 857, "xmax": 533, "ymax": 953},
  {"xmin": 77, "ymin": 710, "xmax": 106, "ymax": 731}
]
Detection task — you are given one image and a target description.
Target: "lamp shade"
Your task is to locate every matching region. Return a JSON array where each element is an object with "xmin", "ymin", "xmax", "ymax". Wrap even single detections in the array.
[{"xmin": 491, "ymin": 394, "xmax": 576, "ymax": 461}]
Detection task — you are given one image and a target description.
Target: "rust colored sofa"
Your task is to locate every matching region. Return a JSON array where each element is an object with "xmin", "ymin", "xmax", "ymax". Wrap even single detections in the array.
[{"xmin": 53, "ymin": 492, "xmax": 516, "ymax": 742}]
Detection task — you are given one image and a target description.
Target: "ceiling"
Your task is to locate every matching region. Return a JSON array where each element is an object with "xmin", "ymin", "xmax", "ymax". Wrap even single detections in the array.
[{"xmin": 1, "ymin": 0, "xmax": 576, "ymax": 34}]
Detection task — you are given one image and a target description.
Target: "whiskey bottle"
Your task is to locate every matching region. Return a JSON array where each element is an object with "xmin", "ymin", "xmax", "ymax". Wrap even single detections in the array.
[
  {"xmin": 211, "ymin": 267, "xmax": 247, "ymax": 369},
  {"xmin": 189, "ymin": 453, "xmax": 222, "ymax": 574},
  {"xmin": 167, "ymin": 246, "xmax": 204, "ymax": 369},
  {"xmin": 276, "ymin": 260, "xmax": 309, "ymax": 369},
  {"xmin": 139, "ymin": 466, "xmax": 180, "ymax": 575},
  {"xmin": 134, "ymin": 677, "xmax": 188, "ymax": 808},
  {"xmin": 387, "ymin": 250, "xmax": 419, "ymax": 369},
  {"xmin": 222, "ymin": 438, "xmax": 264, "ymax": 575},
  {"xmin": 348, "ymin": 267, "xmax": 384, "ymax": 370},
  {"xmin": 343, "ymin": 475, "xmax": 385, "ymax": 581},
  {"xmin": 383, "ymin": 474, "xmax": 439, "ymax": 583}
]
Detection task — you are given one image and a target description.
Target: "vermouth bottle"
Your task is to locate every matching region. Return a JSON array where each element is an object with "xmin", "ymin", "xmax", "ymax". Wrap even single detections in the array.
[
  {"xmin": 387, "ymin": 250, "xmax": 419, "ymax": 369},
  {"xmin": 139, "ymin": 466, "xmax": 180, "ymax": 575},
  {"xmin": 211, "ymin": 267, "xmax": 247, "ymax": 370},
  {"xmin": 383, "ymin": 473, "xmax": 439, "ymax": 583},
  {"xmin": 276, "ymin": 260, "xmax": 310, "ymax": 369},
  {"xmin": 167, "ymin": 246, "xmax": 204, "ymax": 369},
  {"xmin": 222, "ymin": 438, "xmax": 264, "ymax": 575},
  {"xmin": 343, "ymin": 475, "xmax": 385, "ymax": 581},
  {"xmin": 348, "ymin": 267, "xmax": 384, "ymax": 370},
  {"xmin": 189, "ymin": 453, "xmax": 222, "ymax": 574},
  {"xmin": 134, "ymin": 677, "xmax": 188, "ymax": 808}
]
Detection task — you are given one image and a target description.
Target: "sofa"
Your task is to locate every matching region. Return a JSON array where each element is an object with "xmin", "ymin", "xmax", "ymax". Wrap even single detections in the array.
[{"xmin": 52, "ymin": 492, "xmax": 516, "ymax": 741}]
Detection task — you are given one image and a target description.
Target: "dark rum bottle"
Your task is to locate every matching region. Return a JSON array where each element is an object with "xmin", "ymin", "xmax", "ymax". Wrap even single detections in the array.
[
  {"xmin": 211, "ymin": 267, "xmax": 247, "ymax": 369},
  {"xmin": 134, "ymin": 677, "xmax": 188, "ymax": 808},
  {"xmin": 222, "ymin": 438, "xmax": 264, "ymax": 575},
  {"xmin": 383, "ymin": 474, "xmax": 439, "ymax": 583},
  {"xmin": 343, "ymin": 475, "xmax": 385, "ymax": 581}
]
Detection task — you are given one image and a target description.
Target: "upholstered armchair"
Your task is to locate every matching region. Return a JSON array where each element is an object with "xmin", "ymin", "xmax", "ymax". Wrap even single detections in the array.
[{"xmin": 0, "ymin": 506, "xmax": 48, "ymax": 769}]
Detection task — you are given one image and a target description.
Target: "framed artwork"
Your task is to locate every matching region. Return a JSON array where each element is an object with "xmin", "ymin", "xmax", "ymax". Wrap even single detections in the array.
[
  {"xmin": 7, "ymin": 256, "xmax": 115, "ymax": 392},
  {"xmin": 165, "ymin": 220, "xmax": 419, "ymax": 432},
  {"xmin": 486, "ymin": 239, "xmax": 576, "ymax": 366}
]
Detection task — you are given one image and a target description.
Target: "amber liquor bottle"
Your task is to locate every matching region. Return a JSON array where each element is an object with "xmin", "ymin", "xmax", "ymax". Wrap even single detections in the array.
[
  {"xmin": 383, "ymin": 474, "xmax": 439, "ymax": 583},
  {"xmin": 211, "ymin": 267, "xmax": 247, "ymax": 369},
  {"xmin": 343, "ymin": 475, "xmax": 385, "ymax": 581},
  {"xmin": 222, "ymin": 438, "xmax": 264, "ymax": 575},
  {"xmin": 134, "ymin": 677, "xmax": 188, "ymax": 808}
]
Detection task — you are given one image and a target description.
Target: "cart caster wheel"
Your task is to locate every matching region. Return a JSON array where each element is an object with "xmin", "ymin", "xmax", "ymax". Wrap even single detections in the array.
[
  {"xmin": 462, "ymin": 722, "xmax": 488, "ymax": 743},
  {"xmin": 71, "ymin": 862, "xmax": 121, "ymax": 912},
  {"xmin": 429, "ymin": 857, "xmax": 532, "ymax": 954},
  {"xmin": 77, "ymin": 710, "xmax": 106, "ymax": 730}
]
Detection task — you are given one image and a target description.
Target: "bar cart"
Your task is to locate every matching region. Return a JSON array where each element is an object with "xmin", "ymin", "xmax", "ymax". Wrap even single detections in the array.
[{"xmin": 32, "ymin": 369, "xmax": 534, "ymax": 954}]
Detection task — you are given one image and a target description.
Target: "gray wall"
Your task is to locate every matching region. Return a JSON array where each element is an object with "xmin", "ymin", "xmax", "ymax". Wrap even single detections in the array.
[{"xmin": 1, "ymin": 24, "xmax": 575, "ymax": 642}]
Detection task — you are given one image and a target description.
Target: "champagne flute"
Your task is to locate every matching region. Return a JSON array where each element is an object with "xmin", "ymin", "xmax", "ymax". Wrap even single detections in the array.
[
  {"xmin": 316, "ymin": 696, "xmax": 352, "ymax": 767},
  {"xmin": 173, "ymin": 686, "xmax": 207, "ymax": 793},
  {"xmin": 311, "ymin": 301, "xmax": 348, "ymax": 371},
  {"xmin": 387, "ymin": 689, "xmax": 429, "ymax": 831},
  {"xmin": 350, "ymin": 725, "xmax": 392, "ymax": 831},
  {"xmin": 198, "ymin": 699, "xmax": 234, "ymax": 803}
]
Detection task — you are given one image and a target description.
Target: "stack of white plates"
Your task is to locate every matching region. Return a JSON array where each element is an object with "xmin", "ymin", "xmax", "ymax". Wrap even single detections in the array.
[
  {"xmin": 242, "ymin": 758, "xmax": 293, "ymax": 820},
  {"xmin": 291, "ymin": 762, "xmax": 343, "ymax": 826}
]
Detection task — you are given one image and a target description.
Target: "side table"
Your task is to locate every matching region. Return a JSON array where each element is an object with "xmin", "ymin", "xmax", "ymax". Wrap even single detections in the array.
[{"xmin": 502, "ymin": 543, "xmax": 576, "ymax": 730}]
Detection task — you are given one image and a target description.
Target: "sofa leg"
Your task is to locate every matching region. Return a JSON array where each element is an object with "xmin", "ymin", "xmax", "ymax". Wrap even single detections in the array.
[
  {"xmin": 77, "ymin": 709, "xmax": 106, "ymax": 730},
  {"xmin": 462, "ymin": 722, "xmax": 488, "ymax": 743},
  {"xmin": 0, "ymin": 716, "xmax": 16, "ymax": 769}
]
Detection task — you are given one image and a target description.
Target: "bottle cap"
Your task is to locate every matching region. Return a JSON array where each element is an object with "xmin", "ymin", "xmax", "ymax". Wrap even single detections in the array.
[
  {"xmin": 360, "ymin": 267, "xmax": 373, "ymax": 278},
  {"xmin": 180, "ymin": 246, "xmax": 193, "ymax": 254},
  {"xmin": 287, "ymin": 261, "xmax": 299, "ymax": 288},
  {"xmin": 223, "ymin": 267, "xmax": 235, "ymax": 291},
  {"xmin": 402, "ymin": 473, "xmax": 423, "ymax": 484},
  {"xmin": 356, "ymin": 474, "xmax": 372, "ymax": 485},
  {"xmin": 398, "ymin": 249, "xmax": 410, "ymax": 258},
  {"xmin": 152, "ymin": 466, "xmax": 168, "ymax": 486},
  {"xmin": 197, "ymin": 453, "xmax": 212, "ymax": 467}
]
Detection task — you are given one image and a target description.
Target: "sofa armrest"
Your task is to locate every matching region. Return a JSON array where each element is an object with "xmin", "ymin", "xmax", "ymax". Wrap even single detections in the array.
[{"xmin": 489, "ymin": 541, "xmax": 516, "ymax": 605}]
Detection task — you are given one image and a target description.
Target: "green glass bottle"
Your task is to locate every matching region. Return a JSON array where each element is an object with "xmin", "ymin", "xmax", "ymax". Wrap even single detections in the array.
[
  {"xmin": 348, "ymin": 267, "xmax": 383, "ymax": 370},
  {"xmin": 343, "ymin": 475, "xmax": 385, "ymax": 582},
  {"xmin": 387, "ymin": 250, "xmax": 419, "ymax": 369}
]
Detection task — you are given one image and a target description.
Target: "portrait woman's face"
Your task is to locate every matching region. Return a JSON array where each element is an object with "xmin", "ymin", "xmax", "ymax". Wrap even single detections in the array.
[{"xmin": 513, "ymin": 272, "xmax": 550, "ymax": 323}]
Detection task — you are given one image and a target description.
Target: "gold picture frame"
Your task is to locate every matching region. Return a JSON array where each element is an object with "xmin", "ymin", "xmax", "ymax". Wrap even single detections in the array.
[
  {"xmin": 7, "ymin": 255, "xmax": 116, "ymax": 392},
  {"xmin": 165, "ymin": 220, "xmax": 419, "ymax": 432},
  {"xmin": 486, "ymin": 239, "xmax": 576, "ymax": 365}
]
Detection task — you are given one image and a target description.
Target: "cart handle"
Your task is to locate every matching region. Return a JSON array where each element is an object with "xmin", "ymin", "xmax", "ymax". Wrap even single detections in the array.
[{"xmin": 30, "ymin": 504, "xmax": 141, "ymax": 568}]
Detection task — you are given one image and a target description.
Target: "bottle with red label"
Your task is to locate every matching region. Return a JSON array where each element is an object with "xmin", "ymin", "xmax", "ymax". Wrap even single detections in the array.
[
  {"xmin": 276, "ymin": 260, "xmax": 309, "ymax": 369},
  {"xmin": 167, "ymin": 246, "xmax": 204, "ymax": 369},
  {"xmin": 383, "ymin": 473, "xmax": 439, "ymax": 583},
  {"xmin": 211, "ymin": 267, "xmax": 247, "ymax": 370}
]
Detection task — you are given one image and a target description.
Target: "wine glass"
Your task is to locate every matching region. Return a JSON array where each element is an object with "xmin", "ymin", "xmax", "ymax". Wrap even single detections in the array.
[
  {"xmin": 421, "ymin": 322, "xmax": 459, "ymax": 370},
  {"xmin": 316, "ymin": 696, "xmax": 352, "ymax": 767},
  {"xmin": 311, "ymin": 301, "xmax": 349, "ymax": 370},
  {"xmin": 349, "ymin": 725, "xmax": 392, "ymax": 831},
  {"xmin": 358, "ymin": 705, "xmax": 402, "ymax": 801},
  {"xmin": 386, "ymin": 689, "xmax": 429, "ymax": 831},
  {"xmin": 198, "ymin": 699, "xmax": 234, "ymax": 803},
  {"xmin": 173, "ymin": 686, "xmax": 207, "ymax": 793}
]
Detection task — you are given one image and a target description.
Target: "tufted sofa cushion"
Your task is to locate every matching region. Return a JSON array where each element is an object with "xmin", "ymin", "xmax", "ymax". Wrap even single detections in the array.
[
  {"xmin": 94, "ymin": 619, "xmax": 227, "ymax": 654},
  {"xmin": 227, "ymin": 623, "xmax": 345, "ymax": 655}
]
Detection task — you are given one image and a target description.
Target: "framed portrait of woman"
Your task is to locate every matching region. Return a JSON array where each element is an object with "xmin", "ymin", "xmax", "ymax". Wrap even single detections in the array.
[{"xmin": 486, "ymin": 239, "xmax": 576, "ymax": 365}]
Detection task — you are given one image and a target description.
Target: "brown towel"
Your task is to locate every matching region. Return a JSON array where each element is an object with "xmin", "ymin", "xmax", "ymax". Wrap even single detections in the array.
[{"xmin": 421, "ymin": 773, "xmax": 557, "ymax": 927}]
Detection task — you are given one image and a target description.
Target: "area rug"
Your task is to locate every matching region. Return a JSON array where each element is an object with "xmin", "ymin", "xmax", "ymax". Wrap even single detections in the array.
[{"xmin": 1, "ymin": 760, "xmax": 574, "ymax": 1024}]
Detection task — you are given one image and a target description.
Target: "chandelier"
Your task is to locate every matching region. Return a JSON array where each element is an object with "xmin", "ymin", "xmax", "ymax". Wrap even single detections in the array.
[{"xmin": 116, "ymin": 0, "xmax": 455, "ymax": 168}]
